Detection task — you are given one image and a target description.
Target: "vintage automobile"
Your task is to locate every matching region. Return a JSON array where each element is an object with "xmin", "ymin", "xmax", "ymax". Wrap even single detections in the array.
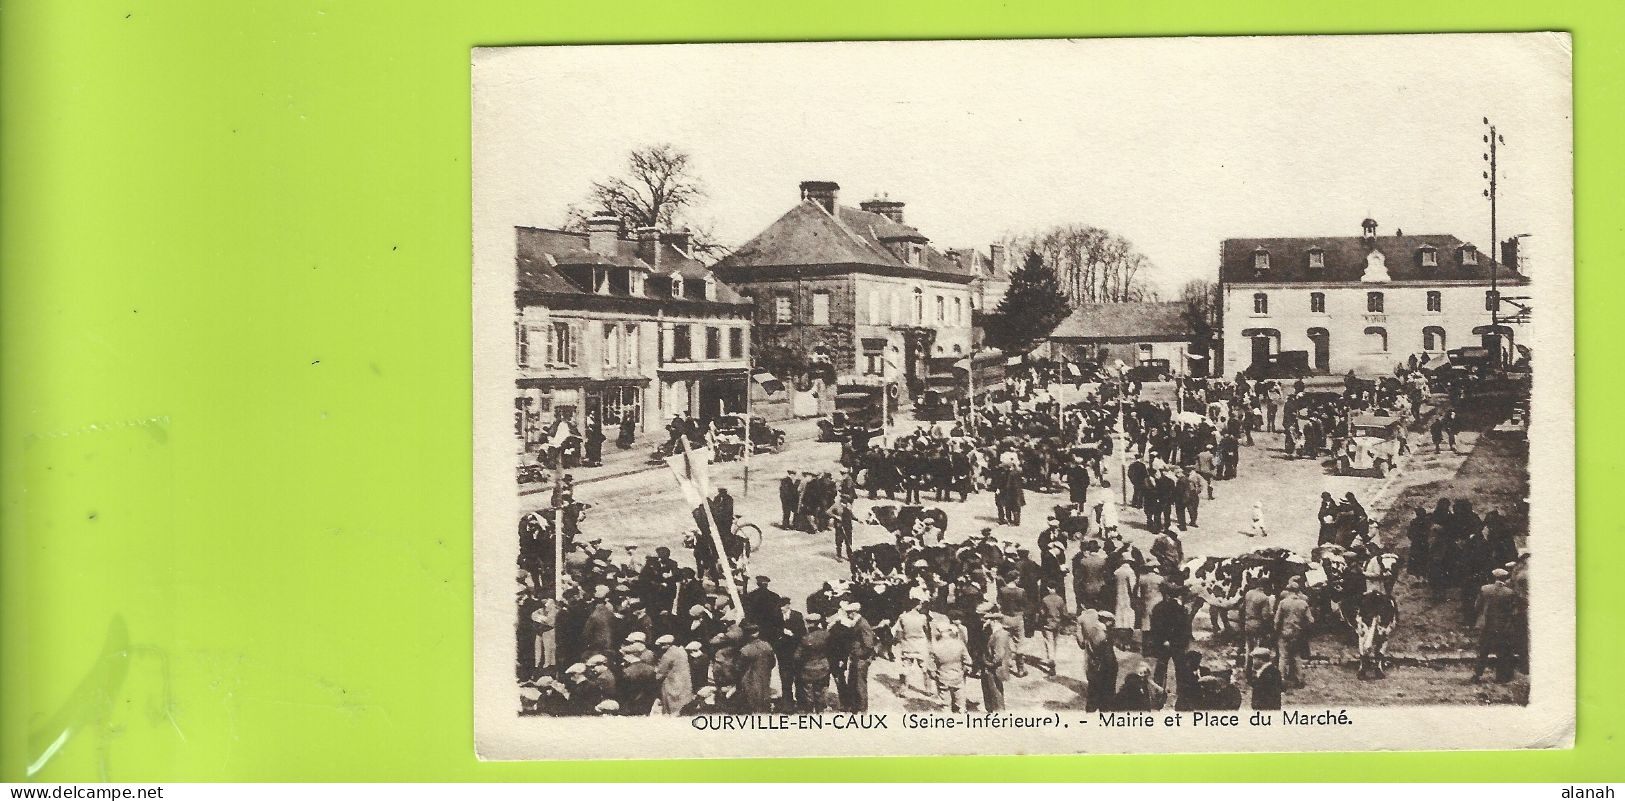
[
  {"xmin": 1244, "ymin": 350, "xmax": 1312, "ymax": 380},
  {"xmin": 1338, "ymin": 414, "xmax": 1405, "ymax": 477},
  {"xmin": 819, "ymin": 383, "xmax": 889, "ymax": 441},
  {"xmin": 913, "ymin": 389, "xmax": 959, "ymax": 422},
  {"xmin": 710, "ymin": 414, "xmax": 786, "ymax": 458},
  {"xmin": 1126, "ymin": 358, "xmax": 1172, "ymax": 383},
  {"xmin": 1447, "ymin": 346, "xmax": 1495, "ymax": 375}
]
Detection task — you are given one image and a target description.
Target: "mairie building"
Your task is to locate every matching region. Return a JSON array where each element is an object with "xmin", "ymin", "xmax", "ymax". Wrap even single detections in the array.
[{"xmin": 1219, "ymin": 218, "xmax": 1530, "ymax": 377}]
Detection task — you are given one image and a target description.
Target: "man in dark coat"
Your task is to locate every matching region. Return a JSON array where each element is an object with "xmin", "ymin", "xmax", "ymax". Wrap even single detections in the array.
[
  {"xmin": 980, "ymin": 609, "xmax": 1013, "ymax": 712},
  {"xmin": 710, "ymin": 488, "xmax": 736, "ymax": 538},
  {"xmin": 1176, "ymin": 466, "xmax": 1203, "ymax": 529},
  {"xmin": 796, "ymin": 614, "xmax": 834, "ymax": 712},
  {"xmin": 779, "ymin": 471, "xmax": 800, "ymax": 529},
  {"xmin": 1146, "ymin": 584, "xmax": 1191, "ymax": 686},
  {"xmin": 774, "ymin": 597, "xmax": 807, "ymax": 709},
  {"xmin": 618, "ymin": 644, "xmax": 660, "ymax": 715},
  {"xmin": 743, "ymin": 576, "xmax": 784, "ymax": 644},
  {"xmin": 1473, "ymin": 568, "xmax": 1520, "ymax": 682},
  {"xmin": 1248, "ymin": 647, "xmax": 1283, "ymax": 710},
  {"xmin": 1065, "ymin": 457, "xmax": 1092, "ymax": 505},
  {"xmin": 997, "ymin": 465, "xmax": 1026, "ymax": 526},
  {"xmin": 1127, "ymin": 457, "xmax": 1149, "ymax": 508},
  {"xmin": 829, "ymin": 603, "xmax": 878, "ymax": 712},
  {"xmin": 1073, "ymin": 541, "xmax": 1111, "ymax": 613},
  {"xmin": 581, "ymin": 595, "xmax": 617, "ymax": 660},
  {"xmin": 736, "ymin": 624, "xmax": 777, "ymax": 712},
  {"xmin": 1155, "ymin": 469, "xmax": 1178, "ymax": 526},
  {"xmin": 1405, "ymin": 505, "xmax": 1433, "ymax": 578},
  {"xmin": 829, "ymin": 497, "xmax": 854, "ymax": 562}
]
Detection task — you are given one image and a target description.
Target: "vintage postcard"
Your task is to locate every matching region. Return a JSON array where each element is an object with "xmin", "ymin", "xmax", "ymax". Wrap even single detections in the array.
[{"xmin": 472, "ymin": 35, "xmax": 1574, "ymax": 759}]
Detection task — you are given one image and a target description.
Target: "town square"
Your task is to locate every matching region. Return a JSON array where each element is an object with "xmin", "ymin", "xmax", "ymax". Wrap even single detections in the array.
[{"xmin": 474, "ymin": 38, "xmax": 1560, "ymax": 729}]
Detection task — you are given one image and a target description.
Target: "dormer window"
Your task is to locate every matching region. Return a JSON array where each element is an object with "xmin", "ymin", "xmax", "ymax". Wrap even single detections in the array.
[
  {"xmin": 1420, "ymin": 245, "xmax": 1438, "ymax": 267},
  {"xmin": 908, "ymin": 244, "xmax": 923, "ymax": 266},
  {"xmin": 1461, "ymin": 245, "xmax": 1479, "ymax": 266},
  {"xmin": 669, "ymin": 275, "xmax": 683, "ymax": 298},
  {"xmin": 1308, "ymin": 249, "xmax": 1325, "ymax": 270},
  {"xmin": 1253, "ymin": 249, "xmax": 1270, "ymax": 271}
]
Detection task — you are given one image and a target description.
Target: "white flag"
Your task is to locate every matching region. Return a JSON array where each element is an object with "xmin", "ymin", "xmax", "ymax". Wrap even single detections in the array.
[{"xmin": 662, "ymin": 446, "xmax": 713, "ymax": 507}]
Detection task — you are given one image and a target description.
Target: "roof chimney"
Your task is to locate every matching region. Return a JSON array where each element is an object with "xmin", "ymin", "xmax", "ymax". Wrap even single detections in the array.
[
  {"xmin": 1361, "ymin": 217, "xmax": 1378, "ymax": 241},
  {"xmin": 586, "ymin": 212, "xmax": 621, "ymax": 256},
  {"xmin": 1500, "ymin": 237, "xmax": 1524, "ymax": 273},
  {"xmin": 799, "ymin": 180, "xmax": 839, "ymax": 214},
  {"xmin": 661, "ymin": 227, "xmax": 693, "ymax": 258},
  {"xmin": 859, "ymin": 196, "xmax": 906, "ymax": 224},
  {"xmin": 634, "ymin": 225, "xmax": 661, "ymax": 268},
  {"xmin": 989, "ymin": 243, "xmax": 1007, "ymax": 274}
]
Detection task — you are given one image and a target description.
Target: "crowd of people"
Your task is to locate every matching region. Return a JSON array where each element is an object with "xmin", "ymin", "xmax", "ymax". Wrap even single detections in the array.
[{"xmin": 513, "ymin": 359, "xmax": 1531, "ymax": 716}]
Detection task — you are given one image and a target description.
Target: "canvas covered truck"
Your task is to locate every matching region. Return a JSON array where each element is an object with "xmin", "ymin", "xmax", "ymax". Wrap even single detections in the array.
[{"xmin": 1338, "ymin": 414, "xmax": 1405, "ymax": 477}]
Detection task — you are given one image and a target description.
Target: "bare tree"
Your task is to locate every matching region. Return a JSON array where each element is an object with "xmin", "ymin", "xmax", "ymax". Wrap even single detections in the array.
[
  {"xmin": 589, "ymin": 143, "xmax": 704, "ymax": 229},
  {"xmin": 1000, "ymin": 225, "xmax": 1158, "ymax": 305},
  {"xmin": 1180, "ymin": 278, "xmax": 1221, "ymax": 367},
  {"xmin": 566, "ymin": 144, "xmax": 731, "ymax": 262}
]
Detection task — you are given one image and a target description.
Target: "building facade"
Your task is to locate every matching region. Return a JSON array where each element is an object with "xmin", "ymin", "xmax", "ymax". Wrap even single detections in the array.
[
  {"xmin": 514, "ymin": 216, "xmax": 751, "ymax": 454},
  {"xmin": 713, "ymin": 181, "xmax": 976, "ymax": 400},
  {"xmin": 1218, "ymin": 218, "xmax": 1529, "ymax": 377},
  {"xmin": 1045, "ymin": 301, "xmax": 1195, "ymax": 371}
]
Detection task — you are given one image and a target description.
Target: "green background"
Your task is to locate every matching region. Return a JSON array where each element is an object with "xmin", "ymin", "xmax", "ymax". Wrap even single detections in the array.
[{"xmin": 0, "ymin": 0, "xmax": 1615, "ymax": 782}]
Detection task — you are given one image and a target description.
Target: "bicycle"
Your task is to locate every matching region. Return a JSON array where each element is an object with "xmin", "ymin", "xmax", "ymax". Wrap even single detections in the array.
[{"xmin": 683, "ymin": 515, "xmax": 764, "ymax": 559}]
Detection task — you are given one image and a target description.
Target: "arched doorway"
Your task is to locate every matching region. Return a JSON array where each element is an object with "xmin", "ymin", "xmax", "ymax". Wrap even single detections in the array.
[
  {"xmin": 1307, "ymin": 328, "xmax": 1330, "ymax": 373},
  {"xmin": 1240, "ymin": 327, "xmax": 1281, "ymax": 372},
  {"xmin": 1473, "ymin": 324, "xmax": 1514, "ymax": 366}
]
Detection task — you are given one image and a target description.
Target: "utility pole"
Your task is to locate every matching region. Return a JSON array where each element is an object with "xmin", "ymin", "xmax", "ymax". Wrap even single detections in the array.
[{"xmin": 1482, "ymin": 117, "xmax": 1505, "ymax": 364}]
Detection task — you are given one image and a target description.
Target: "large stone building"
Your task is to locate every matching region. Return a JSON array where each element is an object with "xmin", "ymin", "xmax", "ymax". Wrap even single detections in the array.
[
  {"xmin": 513, "ymin": 215, "xmax": 751, "ymax": 453},
  {"xmin": 713, "ymin": 181, "xmax": 976, "ymax": 400},
  {"xmin": 1219, "ymin": 218, "xmax": 1530, "ymax": 377}
]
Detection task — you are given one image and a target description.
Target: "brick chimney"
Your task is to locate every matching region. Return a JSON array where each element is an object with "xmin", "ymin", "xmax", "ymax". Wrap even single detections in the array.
[
  {"xmin": 859, "ymin": 197, "xmax": 906, "ymax": 224},
  {"xmin": 989, "ymin": 243, "xmax": 1007, "ymax": 275},
  {"xmin": 1501, "ymin": 236, "xmax": 1524, "ymax": 273},
  {"xmin": 634, "ymin": 226, "xmax": 661, "ymax": 268},
  {"xmin": 586, "ymin": 212, "xmax": 621, "ymax": 256},
  {"xmin": 799, "ymin": 180, "xmax": 839, "ymax": 214},
  {"xmin": 661, "ymin": 227, "xmax": 693, "ymax": 258}
]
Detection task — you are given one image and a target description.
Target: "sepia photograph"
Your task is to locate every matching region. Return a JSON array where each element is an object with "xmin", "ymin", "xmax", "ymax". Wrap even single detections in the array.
[{"xmin": 471, "ymin": 35, "xmax": 1574, "ymax": 759}]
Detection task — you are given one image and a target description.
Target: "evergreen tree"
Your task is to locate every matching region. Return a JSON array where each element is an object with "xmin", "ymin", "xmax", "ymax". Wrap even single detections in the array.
[{"xmin": 985, "ymin": 252, "xmax": 1072, "ymax": 355}]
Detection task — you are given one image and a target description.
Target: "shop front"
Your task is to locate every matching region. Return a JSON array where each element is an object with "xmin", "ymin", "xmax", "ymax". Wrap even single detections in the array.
[
  {"xmin": 659, "ymin": 369, "xmax": 749, "ymax": 424},
  {"xmin": 515, "ymin": 378, "xmax": 649, "ymax": 454}
]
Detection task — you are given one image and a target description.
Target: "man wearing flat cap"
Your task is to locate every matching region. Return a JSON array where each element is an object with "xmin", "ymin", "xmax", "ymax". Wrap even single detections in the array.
[
  {"xmin": 1473, "ymin": 567, "xmax": 1519, "ymax": 682},
  {"xmin": 979, "ymin": 605, "xmax": 1013, "ymax": 712},
  {"xmin": 775, "ymin": 596, "xmax": 807, "ymax": 709},
  {"xmin": 1273, "ymin": 576, "xmax": 1314, "ymax": 689},
  {"xmin": 683, "ymin": 641, "xmax": 711, "ymax": 695},
  {"xmin": 796, "ymin": 613, "xmax": 833, "ymax": 713},
  {"xmin": 653, "ymin": 634, "xmax": 693, "ymax": 715},
  {"xmin": 829, "ymin": 602, "xmax": 877, "ymax": 712},
  {"xmin": 1248, "ymin": 647, "xmax": 1282, "ymax": 710},
  {"xmin": 618, "ymin": 642, "xmax": 659, "ymax": 715},
  {"xmin": 1083, "ymin": 611, "xmax": 1119, "ymax": 712},
  {"xmin": 737, "ymin": 624, "xmax": 777, "ymax": 713}
]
